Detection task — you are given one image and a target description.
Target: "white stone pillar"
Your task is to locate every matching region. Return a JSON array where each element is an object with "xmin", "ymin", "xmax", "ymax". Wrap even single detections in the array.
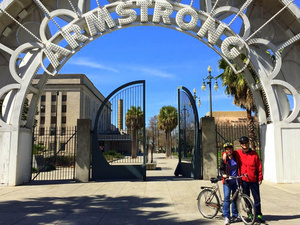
[
  {"xmin": 262, "ymin": 123, "xmax": 300, "ymax": 183},
  {"xmin": 0, "ymin": 127, "xmax": 32, "ymax": 186}
]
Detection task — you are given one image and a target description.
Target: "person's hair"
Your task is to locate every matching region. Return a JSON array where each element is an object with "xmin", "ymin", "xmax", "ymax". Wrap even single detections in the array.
[{"xmin": 239, "ymin": 136, "xmax": 249, "ymax": 143}]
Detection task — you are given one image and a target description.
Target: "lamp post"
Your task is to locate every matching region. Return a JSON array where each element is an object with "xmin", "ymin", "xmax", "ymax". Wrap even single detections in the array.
[
  {"xmin": 54, "ymin": 91, "xmax": 59, "ymax": 154},
  {"xmin": 193, "ymin": 89, "xmax": 201, "ymax": 107},
  {"xmin": 201, "ymin": 65, "xmax": 219, "ymax": 117},
  {"xmin": 181, "ymin": 103, "xmax": 189, "ymax": 158}
]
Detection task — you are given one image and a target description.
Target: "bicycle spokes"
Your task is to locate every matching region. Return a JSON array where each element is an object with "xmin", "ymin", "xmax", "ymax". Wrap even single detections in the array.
[
  {"xmin": 237, "ymin": 194, "xmax": 256, "ymax": 225},
  {"xmin": 197, "ymin": 189, "xmax": 220, "ymax": 219}
]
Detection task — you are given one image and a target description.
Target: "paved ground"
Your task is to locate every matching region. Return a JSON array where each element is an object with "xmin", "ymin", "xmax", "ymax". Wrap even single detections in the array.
[{"xmin": 1, "ymin": 153, "xmax": 300, "ymax": 224}]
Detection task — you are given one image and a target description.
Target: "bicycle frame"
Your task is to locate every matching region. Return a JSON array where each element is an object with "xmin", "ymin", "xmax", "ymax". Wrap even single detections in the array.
[{"xmin": 200, "ymin": 175, "xmax": 245, "ymax": 209}]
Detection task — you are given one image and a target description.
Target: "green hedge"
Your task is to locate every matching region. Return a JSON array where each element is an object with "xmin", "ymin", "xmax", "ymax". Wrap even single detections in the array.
[{"xmin": 102, "ymin": 150, "xmax": 125, "ymax": 161}]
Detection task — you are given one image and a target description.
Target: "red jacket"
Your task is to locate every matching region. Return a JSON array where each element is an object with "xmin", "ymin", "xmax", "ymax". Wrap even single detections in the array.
[{"xmin": 236, "ymin": 149, "xmax": 263, "ymax": 183}]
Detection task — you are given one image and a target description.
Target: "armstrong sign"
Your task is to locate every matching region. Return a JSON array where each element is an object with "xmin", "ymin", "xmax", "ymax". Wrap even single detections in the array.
[{"xmin": 26, "ymin": 0, "xmax": 251, "ymax": 76}]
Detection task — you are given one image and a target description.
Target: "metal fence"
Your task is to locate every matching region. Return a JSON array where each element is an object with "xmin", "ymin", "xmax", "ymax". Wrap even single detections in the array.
[
  {"xmin": 96, "ymin": 83, "xmax": 145, "ymax": 165},
  {"xmin": 215, "ymin": 123, "xmax": 260, "ymax": 167},
  {"xmin": 31, "ymin": 127, "xmax": 77, "ymax": 181}
]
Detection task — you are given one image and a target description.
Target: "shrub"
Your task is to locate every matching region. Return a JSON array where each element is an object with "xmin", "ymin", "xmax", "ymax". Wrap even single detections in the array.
[
  {"xmin": 45, "ymin": 164, "xmax": 56, "ymax": 171},
  {"xmin": 102, "ymin": 150, "xmax": 125, "ymax": 161},
  {"xmin": 33, "ymin": 145, "xmax": 46, "ymax": 155},
  {"xmin": 55, "ymin": 155, "xmax": 74, "ymax": 167}
]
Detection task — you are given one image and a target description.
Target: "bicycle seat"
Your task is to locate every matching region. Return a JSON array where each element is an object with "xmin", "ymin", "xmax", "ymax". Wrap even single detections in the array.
[{"xmin": 210, "ymin": 178, "xmax": 220, "ymax": 183}]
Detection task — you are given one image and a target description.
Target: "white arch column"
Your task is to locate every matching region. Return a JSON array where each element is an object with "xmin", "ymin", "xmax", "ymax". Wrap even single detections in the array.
[
  {"xmin": 0, "ymin": 128, "xmax": 32, "ymax": 186},
  {"xmin": 261, "ymin": 123, "xmax": 300, "ymax": 183}
]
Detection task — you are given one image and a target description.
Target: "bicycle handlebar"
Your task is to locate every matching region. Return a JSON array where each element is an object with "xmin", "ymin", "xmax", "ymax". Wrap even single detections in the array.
[{"xmin": 225, "ymin": 174, "xmax": 248, "ymax": 180}]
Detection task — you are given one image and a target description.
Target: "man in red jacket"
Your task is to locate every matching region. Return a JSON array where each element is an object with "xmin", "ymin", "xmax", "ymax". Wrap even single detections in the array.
[{"xmin": 237, "ymin": 136, "xmax": 265, "ymax": 224}]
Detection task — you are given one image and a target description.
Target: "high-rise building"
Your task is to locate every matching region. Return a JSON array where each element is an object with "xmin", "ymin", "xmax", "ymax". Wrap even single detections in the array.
[{"xmin": 31, "ymin": 74, "xmax": 111, "ymax": 152}]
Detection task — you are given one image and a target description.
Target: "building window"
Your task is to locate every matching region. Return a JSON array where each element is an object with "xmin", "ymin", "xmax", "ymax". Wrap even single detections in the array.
[
  {"xmin": 40, "ymin": 116, "xmax": 45, "ymax": 124},
  {"xmin": 40, "ymin": 105, "xmax": 45, "ymax": 113},
  {"xmin": 51, "ymin": 95, "xmax": 57, "ymax": 102},
  {"xmin": 62, "ymin": 105, "xmax": 67, "ymax": 113},
  {"xmin": 39, "ymin": 127, "xmax": 44, "ymax": 136},
  {"xmin": 51, "ymin": 116, "xmax": 56, "ymax": 124},
  {"xmin": 51, "ymin": 105, "xmax": 56, "ymax": 113},
  {"xmin": 60, "ymin": 143, "xmax": 66, "ymax": 151},
  {"xmin": 62, "ymin": 116, "xmax": 66, "ymax": 124},
  {"xmin": 49, "ymin": 142, "xmax": 55, "ymax": 151},
  {"xmin": 50, "ymin": 127, "xmax": 56, "ymax": 136},
  {"xmin": 62, "ymin": 95, "xmax": 67, "ymax": 101},
  {"xmin": 41, "ymin": 95, "xmax": 46, "ymax": 102}
]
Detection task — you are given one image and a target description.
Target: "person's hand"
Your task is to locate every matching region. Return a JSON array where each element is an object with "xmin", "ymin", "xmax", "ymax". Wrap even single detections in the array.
[
  {"xmin": 259, "ymin": 180, "xmax": 263, "ymax": 185},
  {"xmin": 222, "ymin": 174, "xmax": 227, "ymax": 178},
  {"xmin": 222, "ymin": 153, "xmax": 227, "ymax": 161}
]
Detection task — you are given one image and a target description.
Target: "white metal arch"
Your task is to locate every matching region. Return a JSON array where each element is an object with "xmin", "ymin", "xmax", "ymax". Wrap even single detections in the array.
[{"xmin": 1, "ymin": 0, "xmax": 300, "ymax": 185}]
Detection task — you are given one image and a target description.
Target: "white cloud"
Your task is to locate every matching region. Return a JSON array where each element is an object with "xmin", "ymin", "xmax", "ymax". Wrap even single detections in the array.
[
  {"xmin": 68, "ymin": 58, "xmax": 175, "ymax": 79},
  {"xmin": 68, "ymin": 57, "xmax": 119, "ymax": 73},
  {"xmin": 128, "ymin": 66, "xmax": 176, "ymax": 79}
]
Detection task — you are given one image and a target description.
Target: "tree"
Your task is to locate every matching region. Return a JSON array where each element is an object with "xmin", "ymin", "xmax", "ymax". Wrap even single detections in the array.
[
  {"xmin": 158, "ymin": 106, "xmax": 178, "ymax": 157},
  {"xmin": 218, "ymin": 57, "xmax": 257, "ymax": 149},
  {"xmin": 125, "ymin": 106, "xmax": 144, "ymax": 158},
  {"xmin": 148, "ymin": 115, "xmax": 158, "ymax": 163}
]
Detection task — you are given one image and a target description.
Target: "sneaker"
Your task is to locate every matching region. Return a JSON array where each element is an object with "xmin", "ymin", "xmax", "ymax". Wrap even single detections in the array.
[
  {"xmin": 248, "ymin": 213, "xmax": 253, "ymax": 220},
  {"xmin": 224, "ymin": 217, "xmax": 230, "ymax": 225},
  {"xmin": 257, "ymin": 215, "xmax": 266, "ymax": 223},
  {"xmin": 231, "ymin": 216, "xmax": 241, "ymax": 222}
]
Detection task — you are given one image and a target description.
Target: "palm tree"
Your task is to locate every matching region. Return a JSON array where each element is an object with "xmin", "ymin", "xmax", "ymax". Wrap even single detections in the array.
[
  {"xmin": 158, "ymin": 106, "xmax": 177, "ymax": 157},
  {"xmin": 125, "ymin": 106, "xmax": 144, "ymax": 158},
  {"xmin": 218, "ymin": 57, "xmax": 257, "ymax": 149}
]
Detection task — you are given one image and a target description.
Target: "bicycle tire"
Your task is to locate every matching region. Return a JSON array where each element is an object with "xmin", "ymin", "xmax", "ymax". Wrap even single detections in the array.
[
  {"xmin": 197, "ymin": 189, "xmax": 220, "ymax": 219},
  {"xmin": 236, "ymin": 194, "xmax": 256, "ymax": 225}
]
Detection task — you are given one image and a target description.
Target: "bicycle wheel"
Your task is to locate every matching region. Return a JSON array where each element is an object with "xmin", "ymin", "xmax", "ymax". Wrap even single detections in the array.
[
  {"xmin": 197, "ymin": 189, "xmax": 220, "ymax": 219},
  {"xmin": 236, "ymin": 194, "xmax": 256, "ymax": 225}
]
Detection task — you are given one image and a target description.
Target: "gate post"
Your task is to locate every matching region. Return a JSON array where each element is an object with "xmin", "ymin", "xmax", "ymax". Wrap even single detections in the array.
[
  {"xmin": 201, "ymin": 117, "xmax": 217, "ymax": 180},
  {"xmin": 75, "ymin": 119, "xmax": 91, "ymax": 182}
]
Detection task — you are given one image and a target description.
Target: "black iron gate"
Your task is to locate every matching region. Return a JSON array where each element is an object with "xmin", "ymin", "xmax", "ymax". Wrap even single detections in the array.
[
  {"xmin": 175, "ymin": 86, "xmax": 202, "ymax": 179},
  {"xmin": 92, "ymin": 80, "xmax": 146, "ymax": 180},
  {"xmin": 31, "ymin": 127, "xmax": 77, "ymax": 181}
]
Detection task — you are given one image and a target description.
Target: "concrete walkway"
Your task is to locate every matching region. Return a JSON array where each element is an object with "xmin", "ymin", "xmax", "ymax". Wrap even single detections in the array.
[{"xmin": 1, "ymin": 153, "xmax": 300, "ymax": 225}]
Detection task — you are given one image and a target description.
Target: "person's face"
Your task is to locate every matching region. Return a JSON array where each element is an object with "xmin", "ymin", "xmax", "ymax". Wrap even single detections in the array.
[
  {"xmin": 240, "ymin": 141, "xmax": 249, "ymax": 150},
  {"xmin": 225, "ymin": 147, "xmax": 233, "ymax": 156}
]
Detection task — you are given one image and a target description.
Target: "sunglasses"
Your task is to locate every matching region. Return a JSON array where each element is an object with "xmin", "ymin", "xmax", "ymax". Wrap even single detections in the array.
[{"xmin": 240, "ymin": 142, "xmax": 249, "ymax": 145}]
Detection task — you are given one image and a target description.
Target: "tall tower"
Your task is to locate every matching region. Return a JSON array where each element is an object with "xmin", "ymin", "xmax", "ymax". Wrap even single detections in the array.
[{"xmin": 118, "ymin": 99, "xmax": 123, "ymax": 131}]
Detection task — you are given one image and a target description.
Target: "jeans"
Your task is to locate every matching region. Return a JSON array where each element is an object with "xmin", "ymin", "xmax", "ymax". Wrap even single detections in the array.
[
  {"xmin": 223, "ymin": 181, "xmax": 238, "ymax": 218},
  {"xmin": 242, "ymin": 181, "xmax": 262, "ymax": 216}
]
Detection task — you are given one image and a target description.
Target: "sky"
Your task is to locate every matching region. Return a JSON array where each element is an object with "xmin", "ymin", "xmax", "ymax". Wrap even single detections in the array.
[{"xmin": 58, "ymin": 0, "xmax": 300, "ymax": 125}]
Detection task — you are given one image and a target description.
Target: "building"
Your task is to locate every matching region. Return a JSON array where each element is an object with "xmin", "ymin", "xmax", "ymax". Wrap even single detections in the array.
[
  {"xmin": 31, "ymin": 74, "xmax": 133, "ymax": 156},
  {"xmin": 32, "ymin": 74, "xmax": 111, "ymax": 152},
  {"xmin": 206, "ymin": 111, "xmax": 258, "ymax": 125}
]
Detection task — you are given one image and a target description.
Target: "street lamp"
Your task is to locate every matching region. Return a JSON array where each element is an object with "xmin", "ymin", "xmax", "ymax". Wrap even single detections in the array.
[
  {"xmin": 193, "ymin": 88, "xmax": 201, "ymax": 107},
  {"xmin": 180, "ymin": 103, "xmax": 189, "ymax": 158},
  {"xmin": 54, "ymin": 91, "xmax": 59, "ymax": 154},
  {"xmin": 201, "ymin": 65, "xmax": 219, "ymax": 117}
]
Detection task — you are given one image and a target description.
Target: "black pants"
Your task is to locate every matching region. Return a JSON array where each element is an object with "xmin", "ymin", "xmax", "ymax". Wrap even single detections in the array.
[{"xmin": 242, "ymin": 181, "xmax": 262, "ymax": 216}]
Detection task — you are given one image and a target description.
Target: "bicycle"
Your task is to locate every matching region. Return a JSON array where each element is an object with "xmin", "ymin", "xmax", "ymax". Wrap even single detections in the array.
[{"xmin": 197, "ymin": 175, "xmax": 256, "ymax": 225}]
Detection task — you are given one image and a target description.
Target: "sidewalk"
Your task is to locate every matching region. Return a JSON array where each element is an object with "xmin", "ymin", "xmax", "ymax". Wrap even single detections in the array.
[{"xmin": 0, "ymin": 153, "xmax": 300, "ymax": 224}]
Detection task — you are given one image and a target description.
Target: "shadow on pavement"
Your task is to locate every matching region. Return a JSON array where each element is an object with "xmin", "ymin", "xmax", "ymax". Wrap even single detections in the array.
[
  {"xmin": 264, "ymin": 214, "xmax": 300, "ymax": 222},
  {"xmin": 0, "ymin": 194, "xmax": 218, "ymax": 224}
]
